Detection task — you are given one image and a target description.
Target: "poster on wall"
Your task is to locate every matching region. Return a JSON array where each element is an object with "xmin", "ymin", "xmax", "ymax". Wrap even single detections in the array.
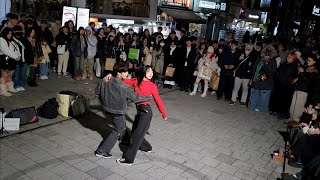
[
  {"xmin": 260, "ymin": 0, "xmax": 271, "ymax": 8},
  {"xmin": 77, "ymin": 8, "xmax": 90, "ymax": 30},
  {"xmin": 62, "ymin": 6, "xmax": 77, "ymax": 27}
]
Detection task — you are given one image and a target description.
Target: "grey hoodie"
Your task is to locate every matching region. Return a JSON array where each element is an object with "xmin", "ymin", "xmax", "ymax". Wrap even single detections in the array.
[{"xmin": 85, "ymin": 26, "xmax": 98, "ymax": 58}]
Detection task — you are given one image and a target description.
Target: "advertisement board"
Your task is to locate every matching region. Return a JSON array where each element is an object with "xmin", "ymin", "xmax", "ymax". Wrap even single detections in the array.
[
  {"xmin": 62, "ymin": 6, "xmax": 77, "ymax": 27},
  {"xmin": 77, "ymin": 8, "xmax": 90, "ymax": 30},
  {"xmin": 198, "ymin": 1, "xmax": 226, "ymax": 11}
]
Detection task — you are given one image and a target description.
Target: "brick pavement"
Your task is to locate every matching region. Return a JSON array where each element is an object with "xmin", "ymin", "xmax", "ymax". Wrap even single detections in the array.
[{"xmin": 0, "ymin": 73, "xmax": 293, "ymax": 180}]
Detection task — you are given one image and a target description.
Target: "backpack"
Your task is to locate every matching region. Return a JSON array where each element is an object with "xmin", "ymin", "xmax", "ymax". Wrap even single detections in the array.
[{"xmin": 38, "ymin": 98, "xmax": 59, "ymax": 119}]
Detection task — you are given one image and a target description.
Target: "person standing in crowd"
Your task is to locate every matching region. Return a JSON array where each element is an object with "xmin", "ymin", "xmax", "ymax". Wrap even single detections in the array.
[
  {"xmin": 290, "ymin": 55, "xmax": 318, "ymax": 122},
  {"xmin": 12, "ymin": 25, "xmax": 30, "ymax": 91},
  {"xmin": 38, "ymin": 20, "xmax": 54, "ymax": 48},
  {"xmin": 1, "ymin": 14, "xmax": 18, "ymax": 31},
  {"xmin": 66, "ymin": 20, "xmax": 77, "ymax": 36},
  {"xmin": 141, "ymin": 29, "xmax": 150, "ymax": 41},
  {"xmin": 248, "ymin": 45, "xmax": 277, "ymax": 112},
  {"xmin": 152, "ymin": 27, "xmax": 163, "ymax": 39},
  {"xmin": 39, "ymin": 38, "xmax": 51, "ymax": 80},
  {"xmin": 179, "ymin": 30, "xmax": 187, "ymax": 48},
  {"xmin": 165, "ymin": 31, "xmax": 178, "ymax": 49},
  {"xmin": 152, "ymin": 39, "xmax": 165, "ymax": 76},
  {"xmin": 0, "ymin": 27, "xmax": 21, "ymax": 96},
  {"xmin": 276, "ymin": 43, "xmax": 288, "ymax": 67},
  {"xmin": 95, "ymin": 28, "xmax": 107, "ymax": 78},
  {"xmin": 26, "ymin": 27, "xmax": 42, "ymax": 87},
  {"xmin": 190, "ymin": 46, "xmax": 220, "ymax": 97},
  {"xmin": 56, "ymin": 26, "xmax": 71, "ymax": 79},
  {"xmin": 177, "ymin": 38, "xmax": 196, "ymax": 92},
  {"xmin": 242, "ymin": 31, "xmax": 251, "ymax": 44},
  {"xmin": 217, "ymin": 40, "xmax": 241, "ymax": 101},
  {"xmin": 140, "ymin": 37, "xmax": 150, "ymax": 64},
  {"xmin": 230, "ymin": 44, "xmax": 255, "ymax": 106},
  {"xmin": 94, "ymin": 62, "xmax": 152, "ymax": 159},
  {"xmin": 163, "ymin": 41, "xmax": 178, "ymax": 89},
  {"xmin": 66, "ymin": 20, "xmax": 77, "ymax": 75},
  {"xmin": 128, "ymin": 33, "xmax": 140, "ymax": 76},
  {"xmin": 50, "ymin": 17, "xmax": 62, "ymax": 72},
  {"xmin": 71, "ymin": 27, "xmax": 87, "ymax": 80},
  {"xmin": 116, "ymin": 65, "xmax": 167, "ymax": 165},
  {"xmin": 105, "ymin": 34, "xmax": 116, "ymax": 74},
  {"xmin": 18, "ymin": 20, "xmax": 25, "ymax": 34},
  {"xmin": 269, "ymin": 52, "xmax": 299, "ymax": 119},
  {"xmin": 83, "ymin": 26, "xmax": 97, "ymax": 80}
]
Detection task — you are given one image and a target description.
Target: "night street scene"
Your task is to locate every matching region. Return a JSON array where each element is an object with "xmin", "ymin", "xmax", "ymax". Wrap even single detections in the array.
[{"xmin": 1, "ymin": 0, "xmax": 320, "ymax": 179}]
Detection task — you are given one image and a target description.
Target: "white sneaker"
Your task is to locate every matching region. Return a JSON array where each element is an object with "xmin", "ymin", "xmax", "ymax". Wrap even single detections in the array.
[
  {"xmin": 255, "ymin": 109, "xmax": 260, "ymax": 112},
  {"xmin": 44, "ymin": 76, "xmax": 48, "ymax": 79},
  {"xmin": 40, "ymin": 76, "xmax": 46, "ymax": 80},
  {"xmin": 16, "ymin": 87, "xmax": 22, "ymax": 92},
  {"xmin": 19, "ymin": 87, "xmax": 26, "ymax": 91}
]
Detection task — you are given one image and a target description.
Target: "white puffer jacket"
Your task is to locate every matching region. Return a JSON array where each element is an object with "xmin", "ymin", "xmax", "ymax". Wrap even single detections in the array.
[{"xmin": 0, "ymin": 37, "xmax": 21, "ymax": 61}]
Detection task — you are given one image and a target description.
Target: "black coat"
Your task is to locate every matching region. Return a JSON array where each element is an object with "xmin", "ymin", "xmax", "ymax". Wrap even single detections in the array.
[
  {"xmin": 55, "ymin": 32, "xmax": 72, "ymax": 52},
  {"xmin": 234, "ymin": 54, "xmax": 255, "ymax": 79},
  {"xmin": 277, "ymin": 61, "xmax": 299, "ymax": 86},
  {"xmin": 15, "ymin": 36, "xmax": 33, "ymax": 65},
  {"xmin": 38, "ymin": 27, "xmax": 54, "ymax": 45},
  {"xmin": 220, "ymin": 48, "xmax": 241, "ymax": 76},
  {"xmin": 95, "ymin": 35, "xmax": 107, "ymax": 58},
  {"xmin": 251, "ymin": 56, "xmax": 277, "ymax": 90},
  {"xmin": 70, "ymin": 35, "xmax": 88, "ymax": 58},
  {"xmin": 295, "ymin": 66, "xmax": 318, "ymax": 93},
  {"xmin": 177, "ymin": 46, "xmax": 196, "ymax": 82}
]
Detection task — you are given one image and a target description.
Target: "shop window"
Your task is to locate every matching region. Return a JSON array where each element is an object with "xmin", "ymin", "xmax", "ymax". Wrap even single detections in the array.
[
  {"xmin": 88, "ymin": 0, "xmax": 150, "ymax": 17},
  {"xmin": 11, "ymin": 0, "xmax": 71, "ymax": 20}
]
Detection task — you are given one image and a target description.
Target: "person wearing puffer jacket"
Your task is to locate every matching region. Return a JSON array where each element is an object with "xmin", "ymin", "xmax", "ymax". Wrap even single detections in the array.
[
  {"xmin": 0, "ymin": 27, "xmax": 21, "ymax": 97},
  {"xmin": 189, "ymin": 46, "xmax": 220, "ymax": 97},
  {"xmin": 84, "ymin": 26, "xmax": 97, "ymax": 80}
]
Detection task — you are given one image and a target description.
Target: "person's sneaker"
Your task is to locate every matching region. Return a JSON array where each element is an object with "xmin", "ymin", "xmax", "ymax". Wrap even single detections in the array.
[
  {"xmin": 229, "ymin": 101, "xmax": 236, "ymax": 105},
  {"xmin": 44, "ymin": 76, "xmax": 48, "ymax": 79},
  {"xmin": 94, "ymin": 150, "xmax": 112, "ymax": 159},
  {"xmin": 52, "ymin": 67, "xmax": 56, "ymax": 72},
  {"xmin": 19, "ymin": 87, "xmax": 26, "ymax": 91},
  {"xmin": 116, "ymin": 158, "xmax": 132, "ymax": 166},
  {"xmin": 40, "ymin": 76, "xmax": 46, "ymax": 80},
  {"xmin": 64, "ymin": 73, "xmax": 68, "ymax": 77},
  {"xmin": 15, "ymin": 87, "xmax": 22, "ymax": 92},
  {"xmin": 255, "ymin": 109, "xmax": 260, "ymax": 112},
  {"xmin": 58, "ymin": 73, "xmax": 61, "ymax": 77},
  {"xmin": 240, "ymin": 102, "xmax": 246, "ymax": 106}
]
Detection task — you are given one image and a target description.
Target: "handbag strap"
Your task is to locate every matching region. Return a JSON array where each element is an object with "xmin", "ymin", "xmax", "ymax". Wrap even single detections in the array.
[{"xmin": 235, "ymin": 56, "xmax": 250, "ymax": 72}]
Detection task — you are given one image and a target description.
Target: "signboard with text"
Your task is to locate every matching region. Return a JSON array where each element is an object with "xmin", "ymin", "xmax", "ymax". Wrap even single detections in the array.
[
  {"xmin": 77, "ymin": 8, "xmax": 90, "ymax": 30},
  {"xmin": 62, "ymin": 6, "xmax": 77, "ymax": 27},
  {"xmin": 199, "ymin": 1, "xmax": 226, "ymax": 11}
]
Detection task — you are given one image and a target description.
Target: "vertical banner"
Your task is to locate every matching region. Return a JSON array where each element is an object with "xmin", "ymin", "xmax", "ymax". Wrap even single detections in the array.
[
  {"xmin": 77, "ymin": 8, "xmax": 90, "ymax": 30},
  {"xmin": 62, "ymin": 6, "xmax": 77, "ymax": 27}
]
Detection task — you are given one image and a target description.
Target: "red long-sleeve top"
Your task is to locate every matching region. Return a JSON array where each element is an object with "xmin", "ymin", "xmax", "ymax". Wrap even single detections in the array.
[{"xmin": 123, "ymin": 78, "xmax": 167, "ymax": 119}]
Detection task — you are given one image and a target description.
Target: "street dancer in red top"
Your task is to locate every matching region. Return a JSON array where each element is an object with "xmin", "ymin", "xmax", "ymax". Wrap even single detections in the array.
[{"xmin": 107, "ymin": 65, "xmax": 167, "ymax": 165}]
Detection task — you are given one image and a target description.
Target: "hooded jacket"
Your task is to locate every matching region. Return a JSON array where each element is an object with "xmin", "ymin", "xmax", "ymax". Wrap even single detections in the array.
[{"xmin": 85, "ymin": 26, "xmax": 98, "ymax": 58}]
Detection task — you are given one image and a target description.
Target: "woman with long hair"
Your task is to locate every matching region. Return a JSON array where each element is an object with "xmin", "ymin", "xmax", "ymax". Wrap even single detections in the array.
[
  {"xmin": 152, "ymin": 39, "xmax": 165, "ymax": 75},
  {"xmin": 95, "ymin": 28, "xmax": 107, "ymax": 78},
  {"xmin": 70, "ymin": 27, "xmax": 87, "ymax": 80},
  {"xmin": 56, "ymin": 26, "xmax": 72, "ymax": 78},
  {"xmin": 26, "ymin": 27, "xmax": 43, "ymax": 87},
  {"xmin": 106, "ymin": 65, "xmax": 167, "ymax": 165},
  {"xmin": 0, "ymin": 27, "xmax": 21, "ymax": 96},
  {"xmin": 190, "ymin": 46, "xmax": 220, "ymax": 97}
]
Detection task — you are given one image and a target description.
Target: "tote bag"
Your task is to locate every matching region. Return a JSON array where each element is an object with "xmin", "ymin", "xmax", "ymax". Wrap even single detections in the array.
[
  {"xmin": 105, "ymin": 58, "xmax": 116, "ymax": 70},
  {"xmin": 57, "ymin": 45, "xmax": 66, "ymax": 55},
  {"xmin": 165, "ymin": 66, "xmax": 175, "ymax": 77},
  {"xmin": 128, "ymin": 48, "xmax": 140, "ymax": 60}
]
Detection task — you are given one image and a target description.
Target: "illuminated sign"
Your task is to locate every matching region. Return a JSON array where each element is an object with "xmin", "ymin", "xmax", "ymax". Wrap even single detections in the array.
[
  {"xmin": 106, "ymin": 19, "xmax": 134, "ymax": 24},
  {"xmin": 77, "ymin": 8, "xmax": 90, "ymax": 30},
  {"xmin": 62, "ymin": 6, "xmax": 77, "ymax": 27},
  {"xmin": 198, "ymin": 1, "xmax": 227, "ymax": 11},
  {"xmin": 248, "ymin": 14, "xmax": 259, "ymax": 19},
  {"xmin": 161, "ymin": 0, "xmax": 192, "ymax": 9},
  {"xmin": 312, "ymin": 6, "xmax": 320, "ymax": 16}
]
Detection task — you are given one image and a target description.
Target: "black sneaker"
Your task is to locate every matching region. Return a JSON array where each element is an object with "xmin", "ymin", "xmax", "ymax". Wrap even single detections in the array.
[
  {"xmin": 116, "ymin": 158, "xmax": 132, "ymax": 166},
  {"xmin": 240, "ymin": 102, "xmax": 246, "ymax": 106},
  {"xmin": 229, "ymin": 101, "xmax": 236, "ymax": 105},
  {"xmin": 94, "ymin": 150, "xmax": 112, "ymax": 159}
]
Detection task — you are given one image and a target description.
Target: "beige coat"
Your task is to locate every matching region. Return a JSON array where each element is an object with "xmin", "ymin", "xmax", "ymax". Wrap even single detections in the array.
[{"xmin": 197, "ymin": 54, "xmax": 220, "ymax": 80}]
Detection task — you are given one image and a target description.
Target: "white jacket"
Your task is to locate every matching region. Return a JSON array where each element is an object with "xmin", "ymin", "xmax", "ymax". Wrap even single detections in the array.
[{"xmin": 0, "ymin": 37, "xmax": 21, "ymax": 61}]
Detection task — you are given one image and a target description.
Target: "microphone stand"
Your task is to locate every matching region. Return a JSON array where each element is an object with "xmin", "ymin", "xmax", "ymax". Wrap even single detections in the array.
[{"xmin": 0, "ymin": 108, "xmax": 9, "ymax": 134}]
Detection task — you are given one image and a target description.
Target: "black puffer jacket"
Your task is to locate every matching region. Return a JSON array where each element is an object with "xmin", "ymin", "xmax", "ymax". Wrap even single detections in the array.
[
  {"xmin": 234, "ymin": 54, "xmax": 255, "ymax": 79},
  {"xmin": 277, "ymin": 61, "xmax": 299, "ymax": 86},
  {"xmin": 295, "ymin": 65, "xmax": 318, "ymax": 93}
]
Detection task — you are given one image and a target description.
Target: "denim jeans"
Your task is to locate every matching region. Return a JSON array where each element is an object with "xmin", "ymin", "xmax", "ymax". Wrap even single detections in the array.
[
  {"xmin": 248, "ymin": 88, "xmax": 272, "ymax": 112},
  {"xmin": 73, "ymin": 54, "xmax": 84, "ymax": 77},
  {"xmin": 97, "ymin": 114, "xmax": 126, "ymax": 153},
  {"xmin": 39, "ymin": 63, "xmax": 48, "ymax": 76},
  {"xmin": 13, "ymin": 63, "xmax": 28, "ymax": 87}
]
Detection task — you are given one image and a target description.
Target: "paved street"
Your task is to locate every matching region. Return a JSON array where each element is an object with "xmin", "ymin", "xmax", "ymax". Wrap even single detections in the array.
[{"xmin": 0, "ymin": 73, "xmax": 289, "ymax": 180}]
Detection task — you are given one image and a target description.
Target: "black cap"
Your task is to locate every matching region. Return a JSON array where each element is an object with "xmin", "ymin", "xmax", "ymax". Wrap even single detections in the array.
[
  {"xmin": 41, "ymin": 20, "xmax": 47, "ymax": 24},
  {"xmin": 9, "ymin": 14, "xmax": 19, "ymax": 20},
  {"xmin": 170, "ymin": 31, "xmax": 176, "ymax": 34}
]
